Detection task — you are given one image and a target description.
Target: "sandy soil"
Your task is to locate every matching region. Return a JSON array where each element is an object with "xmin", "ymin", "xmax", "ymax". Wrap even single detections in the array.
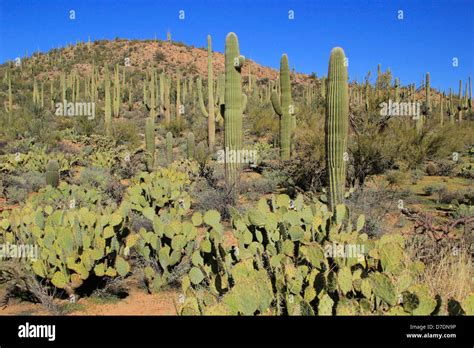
[{"xmin": 1, "ymin": 289, "xmax": 179, "ymax": 316}]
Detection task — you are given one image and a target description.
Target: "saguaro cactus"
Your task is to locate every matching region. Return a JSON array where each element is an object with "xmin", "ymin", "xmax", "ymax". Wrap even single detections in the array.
[
  {"xmin": 176, "ymin": 74, "xmax": 182, "ymax": 122},
  {"xmin": 187, "ymin": 132, "xmax": 195, "ymax": 159},
  {"xmin": 113, "ymin": 64, "xmax": 121, "ymax": 117},
  {"xmin": 223, "ymin": 32, "xmax": 246, "ymax": 204},
  {"xmin": 325, "ymin": 47, "xmax": 349, "ymax": 212},
  {"xmin": 146, "ymin": 69, "xmax": 159, "ymax": 123},
  {"xmin": 104, "ymin": 70, "xmax": 112, "ymax": 137},
  {"xmin": 197, "ymin": 35, "xmax": 216, "ymax": 151},
  {"xmin": 46, "ymin": 160, "xmax": 59, "ymax": 188},
  {"xmin": 448, "ymin": 88, "xmax": 454, "ymax": 125},
  {"xmin": 469, "ymin": 76, "xmax": 472, "ymax": 111},
  {"xmin": 458, "ymin": 80, "xmax": 463, "ymax": 123},
  {"xmin": 425, "ymin": 72, "xmax": 431, "ymax": 114},
  {"xmin": 439, "ymin": 94, "xmax": 444, "ymax": 126},
  {"xmin": 166, "ymin": 131, "xmax": 173, "ymax": 164},
  {"xmin": 160, "ymin": 72, "xmax": 171, "ymax": 124},
  {"xmin": 271, "ymin": 54, "xmax": 294, "ymax": 160},
  {"xmin": 7, "ymin": 75, "xmax": 12, "ymax": 114},
  {"xmin": 145, "ymin": 118, "xmax": 155, "ymax": 171}
]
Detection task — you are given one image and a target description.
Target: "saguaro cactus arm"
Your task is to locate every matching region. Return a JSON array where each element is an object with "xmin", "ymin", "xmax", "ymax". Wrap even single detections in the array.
[
  {"xmin": 196, "ymin": 77, "xmax": 209, "ymax": 117},
  {"xmin": 271, "ymin": 90, "xmax": 282, "ymax": 116},
  {"xmin": 241, "ymin": 93, "xmax": 247, "ymax": 113}
]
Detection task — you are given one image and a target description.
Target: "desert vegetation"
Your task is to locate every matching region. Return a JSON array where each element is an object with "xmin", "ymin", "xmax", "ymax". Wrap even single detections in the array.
[{"xmin": 0, "ymin": 32, "xmax": 473, "ymax": 316}]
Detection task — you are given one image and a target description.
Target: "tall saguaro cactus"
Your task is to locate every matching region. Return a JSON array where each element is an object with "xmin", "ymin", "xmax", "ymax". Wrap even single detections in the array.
[
  {"xmin": 325, "ymin": 47, "xmax": 349, "ymax": 212},
  {"xmin": 197, "ymin": 35, "xmax": 216, "ymax": 151},
  {"xmin": 176, "ymin": 74, "xmax": 182, "ymax": 122},
  {"xmin": 166, "ymin": 131, "xmax": 173, "ymax": 165},
  {"xmin": 271, "ymin": 54, "xmax": 293, "ymax": 160},
  {"xmin": 223, "ymin": 32, "xmax": 246, "ymax": 204},
  {"xmin": 187, "ymin": 132, "xmax": 195, "ymax": 160},
  {"xmin": 458, "ymin": 80, "xmax": 463, "ymax": 124},
  {"xmin": 425, "ymin": 72, "xmax": 431, "ymax": 114},
  {"xmin": 7, "ymin": 75, "xmax": 12, "ymax": 114},
  {"xmin": 145, "ymin": 118, "xmax": 155, "ymax": 171},
  {"xmin": 113, "ymin": 64, "xmax": 121, "ymax": 117},
  {"xmin": 104, "ymin": 70, "xmax": 112, "ymax": 137}
]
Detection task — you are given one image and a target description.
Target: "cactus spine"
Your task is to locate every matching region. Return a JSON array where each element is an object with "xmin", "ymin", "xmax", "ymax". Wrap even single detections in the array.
[
  {"xmin": 325, "ymin": 47, "xmax": 349, "ymax": 212},
  {"xmin": 166, "ymin": 131, "xmax": 173, "ymax": 164},
  {"xmin": 271, "ymin": 54, "xmax": 293, "ymax": 160},
  {"xmin": 145, "ymin": 117, "xmax": 155, "ymax": 171},
  {"xmin": 46, "ymin": 160, "xmax": 59, "ymax": 188},
  {"xmin": 223, "ymin": 32, "xmax": 246, "ymax": 204}
]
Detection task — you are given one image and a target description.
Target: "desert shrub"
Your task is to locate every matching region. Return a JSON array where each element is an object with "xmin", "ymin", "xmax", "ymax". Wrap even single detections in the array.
[
  {"xmin": 436, "ymin": 159, "xmax": 456, "ymax": 177},
  {"xmin": 191, "ymin": 178, "xmax": 232, "ymax": 218},
  {"xmin": 410, "ymin": 169, "xmax": 424, "ymax": 184},
  {"xmin": 281, "ymin": 154, "xmax": 324, "ymax": 193},
  {"xmin": 154, "ymin": 50, "xmax": 166, "ymax": 62},
  {"xmin": 423, "ymin": 184, "xmax": 446, "ymax": 197},
  {"xmin": 240, "ymin": 176, "xmax": 276, "ymax": 201},
  {"xmin": 5, "ymin": 186, "xmax": 28, "ymax": 204},
  {"xmin": 437, "ymin": 188, "xmax": 473, "ymax": 205},
  {"xmin": 78, "ymin": 166, "xmax": 125, "ymax": 204},
  {"xmin": 112, "ymin": 120, "xmax": 140, "ymax": 147},
  {"xmin": 385, "ymin": 170, "xmax": 406, "ymax": 186},
  {"xmin": 79, "ymin": 167, "xmax": 110, "ymax": 189},
  {"xmin": 246, "ymin": 104, "xmax": 277, "ymax": 138},
  {"xmin": 425, "ymin": 163, "xmax": 438, "ymax": 176},
  {"xmin": 261, "ymin": 169, "xmax": 289, "ymax": 190},
  {"xmin": 458, "ymin": 164, "xmax": 474, "ymax": 179}
]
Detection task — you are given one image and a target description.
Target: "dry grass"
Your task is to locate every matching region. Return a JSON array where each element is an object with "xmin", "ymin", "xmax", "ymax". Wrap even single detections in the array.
[{"xmin": 408, "ymin": 242, "xmax": 473, "ymax": 313}]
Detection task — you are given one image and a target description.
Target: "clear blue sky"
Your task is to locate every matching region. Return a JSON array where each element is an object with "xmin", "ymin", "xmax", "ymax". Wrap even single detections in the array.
[{"xmin": 0, "ymin": 0, "xmax": 473, "ymax": 92}]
